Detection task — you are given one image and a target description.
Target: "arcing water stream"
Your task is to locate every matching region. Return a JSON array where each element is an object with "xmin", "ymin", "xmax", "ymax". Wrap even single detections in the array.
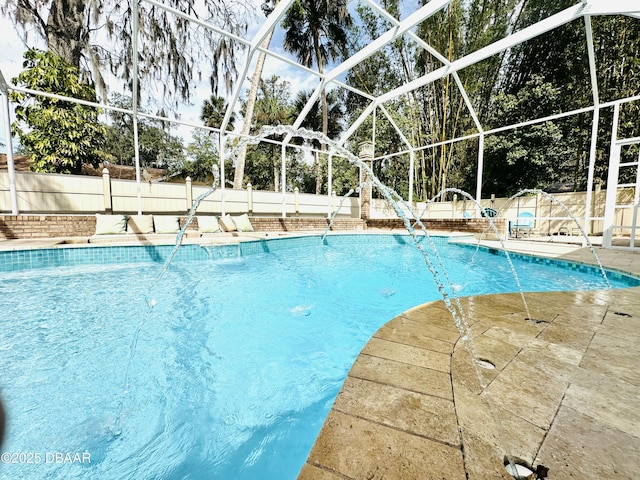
[{"xmin": 123, "ymin": 125, "xmax": 583, "ymax": 478}]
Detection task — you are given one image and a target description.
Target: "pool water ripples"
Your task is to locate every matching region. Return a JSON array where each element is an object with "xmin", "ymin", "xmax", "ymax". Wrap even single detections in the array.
[{"xmin": 0, "ymin": 237, "xmax": 637, "ymax": 479}]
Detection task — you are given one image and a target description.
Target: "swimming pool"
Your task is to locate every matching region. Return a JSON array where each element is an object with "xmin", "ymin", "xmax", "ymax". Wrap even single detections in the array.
[{"xmin": 0, "ymin": 234, "xmax": 637, "ymax": 479}]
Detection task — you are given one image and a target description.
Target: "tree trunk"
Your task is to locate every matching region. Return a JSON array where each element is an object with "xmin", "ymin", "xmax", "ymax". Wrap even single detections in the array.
[
  {"xmin": 46, "ymin": 0, "xmax": 86, "ymax": 69},
  {"xmin": 233, "ymin": 0, "xmax": 279, "ymax": 190},
  {"xmin": 233, "ymin": 30, "xmax": 275, "ymax": 189},
  {"xmin": 315, "ymin": 32, "xmax": 327, "ymax": 195}
]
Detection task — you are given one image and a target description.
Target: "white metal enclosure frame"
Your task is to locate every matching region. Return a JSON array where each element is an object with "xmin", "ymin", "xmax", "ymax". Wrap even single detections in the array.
[
  {"xmin": 603, "ymin": 102, "xmax": 640, "ymax": 250},
  {"xmin": 1, "ymin": 0, "xmax": 639, "ymax": 248}
]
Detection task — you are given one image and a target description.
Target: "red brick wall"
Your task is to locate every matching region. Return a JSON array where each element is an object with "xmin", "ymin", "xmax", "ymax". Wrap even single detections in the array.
[
  {"xmin": 0, "ymin": 215, "xmax": 97, "ymax": 239},
  {"xmin": 0, "ymin": 215, "xmax": 504, "ymax": 239},
  {"xmin": 249, "ymin": 217, "xmax": 365, "ymax": 232},
  {"xmin": 0, "ymin": 215, "xmax": 367, "ymax": 239},
  {"xmin": 366, "ymin": 218, "xmax": 508, "ymax": 234}
]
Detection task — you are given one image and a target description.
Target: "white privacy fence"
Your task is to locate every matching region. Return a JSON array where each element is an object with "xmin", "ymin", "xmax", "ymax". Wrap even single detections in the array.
[
  {"xmin": 0, "ymin": 169, "xmax": 360, "ymax": 218},
  {"xmin": 0, "ymin": 168, "xmax": 635, "ymax": 237}
]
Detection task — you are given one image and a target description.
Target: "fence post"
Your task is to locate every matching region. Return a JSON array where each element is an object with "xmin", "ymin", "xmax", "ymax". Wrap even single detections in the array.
[
  {"xmin": 102, "ymin": 168, "xmax": 112, "ymax": 213},
  {"xmin": 332, "ymin": 190, "xmax": 337, "ymax": 215},
  {"xmin": 247, "ymin": 183, "xmax": 253, "ymax": 214},
  {"xmin": 185, "ymin": 176, "xmax": 192, "ymax": 211},
  {"xmin": 359, "ymin": 141, "xmax": 374, "ymax": 220},
  {"xmin": 453, "ymin": 194, "xmax": 458, "ymax": 218},
  {"xmin": 591, "ymin": 182, "xmax": 602, "ymax": 235},
  {"xmin": 294, "ymin": 187, "xmax": 300, "ymax": 217}
]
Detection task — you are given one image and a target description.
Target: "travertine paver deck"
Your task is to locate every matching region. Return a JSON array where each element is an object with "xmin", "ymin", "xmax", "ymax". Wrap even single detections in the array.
[{"xmin": 299, "ymin": 243, "xmax": 640, "ymax": 480}]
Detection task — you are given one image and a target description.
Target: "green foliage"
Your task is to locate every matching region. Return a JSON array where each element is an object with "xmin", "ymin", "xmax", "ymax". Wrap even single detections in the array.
[
  {"xmin": 483, "ymin": 76, "xmax": 571, "ymax": 195},
  {"xmin": 293, "ymin": 89, "xmax": 344, "ymax": 141},
  {"xmin": 328, "ymin": 156, "xmax": 359, "ymax": 197},
  {"xmin": 3, "ymin": 0, "xmax": 251, "ymax": 104},
  {"xmin": 201, "ymin": 96, "xmax": 236, "ymax": 130},
  {"xmin": 342, "ymin": 1, "xmax": 640, "ymax": 199},
  {"xmin": 281, "ymin": 0, "xmax": 353, "ymax": 71},
  {"xmin": 292, "ymin": 88, "xmax": 351, "ymax": 194},
  {"xmin": 182, "ymin": 129, "xmax": 220, "ymax": 183},
  {"xmin": 282, "ymin": 0, "xmax": 353, "ymax": 193},
  {"xmin": 10, "ymin": 49, "xmax": 107, "ymax": 174},
  {"xmin": 103, "ymin": 93, "xmax": 185, "ymax": 170},
  {"xmin": 240, "ymin": 76, "xmax": 294, "ymax": 191}
]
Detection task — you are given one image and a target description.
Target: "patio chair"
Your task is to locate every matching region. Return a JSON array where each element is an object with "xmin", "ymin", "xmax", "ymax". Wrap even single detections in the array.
[{"xmin": 511, "ymin": 211, "xmax": 535, "ymax": 237}]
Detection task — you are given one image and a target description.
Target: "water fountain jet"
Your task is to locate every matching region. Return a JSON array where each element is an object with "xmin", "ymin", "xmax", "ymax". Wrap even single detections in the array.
[
  {"xmin": 137, "ymin": 125, "xmax": 539, "ymax": 476},
  {"xmin": 497, "ymin": 189, "xmax": 622, "ymax": 314},
  {"xmin": 424, "ymin": 187, "xmax": 533, "ymax": 321}
]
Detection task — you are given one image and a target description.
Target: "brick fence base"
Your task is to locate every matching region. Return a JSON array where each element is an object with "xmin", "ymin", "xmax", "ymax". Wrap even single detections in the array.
[
  {"xmin": 366, "ymin": 218, "xmax": 507, "ymax": 235},
  {"xmin": 0, "ymin": 215, "xmax": 506, "ymax": 240}
]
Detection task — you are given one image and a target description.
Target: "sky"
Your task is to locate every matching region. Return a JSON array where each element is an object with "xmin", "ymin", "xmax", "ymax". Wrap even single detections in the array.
[{"xmin": 0, "ymin": 0, "xmax": 321, "ymax": 152}]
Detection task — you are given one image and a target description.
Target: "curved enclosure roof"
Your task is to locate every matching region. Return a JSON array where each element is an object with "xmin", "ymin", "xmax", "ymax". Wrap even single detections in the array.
[
  {"xmin": 1, "ymin": 0, "xmax": 638, "ymax": 158},
  {"xmin": 216, "ymin": 0, "xmax": 640, "ymax": 153},
  {"xmin": 1, "ymin": 0, "xmax": 639, "ymax": 187}
]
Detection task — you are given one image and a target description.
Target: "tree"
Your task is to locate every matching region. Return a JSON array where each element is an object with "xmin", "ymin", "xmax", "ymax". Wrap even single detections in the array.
[
  {"xmin": 201, "ymin": 95, "xmax": 236, "ymax": 130},
  {"xmin": 10, "ymin": 49, "xmax": 107, "ymax": 174},
  {"xmin": 343, "ymin": 1, "xmax": 419, "ymax": 200},
  {"xmin": 483, "ymin": 76, "xmax": 570, "ymax": 196},
  {"xmin": 103, "ymin": 93, "xmax": 184, "ymax": 169},
  {"xmin": 182, "ymin": 129, "xmax": 220, "ymax": 183},
  {"xmin": 242, "ymin": 75, "xmax": 294, "ymax": 191},
  {"xmin": 282, "ymin": 0, "xmax": 353, "ymax": 194},
  {"xmin": 292, "ymin": 89, "xmax": 351, "ymax": 194},
  {"xmin": 233, "ymin": 0, "xmax": 279, "ymax": 189},
  {"xmin": 2, "ymin": 0, "xmax": 253, "ymax": 104}
]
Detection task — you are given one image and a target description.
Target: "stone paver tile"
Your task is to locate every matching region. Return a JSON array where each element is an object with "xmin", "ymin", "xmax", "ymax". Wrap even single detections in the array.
[
  {"xmin": 601, "ymin": 310, "xmax": 640, "ymax": 339},
  {"xmin": 400, "ymin": 303, "xmax": 462, "ymax": 332},
  {"xmin": 451, "ymin": 346, "xmax": 499, "ymax": 395},
  {"xmin": 512, "ymin": 292, "xmax": 573, "ymax": 323},
  {"xmin": 572, "ymin": 290, "xmax": 612, "ymax": 307},
  {"xmin": 514, "ymin": 343, "xmax": 581, "ymax": 383},
  {"xmin": 454, "ymin": 378, "xmax": 547, "ymax": 466},
  {"xmin": 375, "ymin": 317, "xmax": 456, "ymax": 353},
  {"xmin": 349, "ymin": 354, "xmax": 453, "ymax": 400},
  {"xmin": 605, "ymin": 287, "xmax": 640, "ymax": 308},
  {"xmin": 468, "ymin": 311, "xmax": 545, "ymax": 338},
  {"xmin": 484, "ymin": 326, "xmax": 549, "ymax": 350},
  {"xmin": 297, "ymin": 463, "xmax": 344, "ymax": 480},
  {"xmin": 484, "ymin": 359, "xmax": 569, "ymax": 429},
  {"xmin": 396, "ymin": 311, "xmax": 462, "ymax": 342},
  {"xmin": 461, "ymin": 430, "xmax": 525, "ymax": 480},
  {"xmin": 465, "ymin": 319, "xmax": 493, "ymax": 339},
  {"xmin": 455, "ymin": 330, "xmax": 522, "ymax": 371},
  {"xmin": 305, "ymin": 410, "xmax": 466, "ymax": 480},
  {"xmin": 537, "ymin": 314, "xmax": 597, "ymax": 351},
  {"xmin": 333, "ymin": 377, "xmax": 459, "ymax": 446},
  {"xmin": 535, "ymin": 406, "xmax": 640, "ymax": 480},
  {"xmin": 580, "ymin": 331, "xmax": 640, "ymax": 386},
  {"xmin": 563, "ymin": 379, "xmax": 640, "ymax": 438},
  {"xmin": 461, "ymin": 299, "xmax": 530, "ymax": 325},
  {"xmin": 361, "ymin": 337, "xmax": 450, "ymax": 373}
]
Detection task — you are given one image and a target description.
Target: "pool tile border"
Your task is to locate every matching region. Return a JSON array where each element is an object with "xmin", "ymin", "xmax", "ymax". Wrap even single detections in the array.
[
  {"xmin": 1, "ymin": 234, "xmax": 638, "ymax": 288},
  {"xmin": 0, "ymin": 234, "xmax": 449, "ymax": 272},
  {"xmin": 453, "ymin": 241, "xmax": 640, "ymax": 286}
]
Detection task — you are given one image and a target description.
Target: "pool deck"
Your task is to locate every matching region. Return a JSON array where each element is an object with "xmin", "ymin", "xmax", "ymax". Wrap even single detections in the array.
[
  {"xmin": 299, "ymin": 238, "xmax": 640, "ymax": 480},
  {"xmin": 1, "ymin": 233, "xmax": 638, "ymax": 479}
]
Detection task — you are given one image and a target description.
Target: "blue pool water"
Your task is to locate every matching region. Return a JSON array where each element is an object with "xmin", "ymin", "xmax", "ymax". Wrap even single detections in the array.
[{"xmin": 0, "ymin": 234, "xmax": 637, "ymax": 479}]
